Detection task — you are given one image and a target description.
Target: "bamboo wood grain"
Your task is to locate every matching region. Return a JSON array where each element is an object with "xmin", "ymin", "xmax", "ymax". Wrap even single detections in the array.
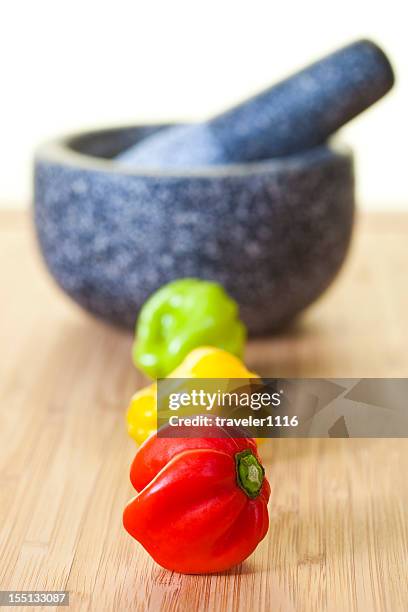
[{"xmin": 1, "ymin": 211, "xmax": 408, "ymax": 611}]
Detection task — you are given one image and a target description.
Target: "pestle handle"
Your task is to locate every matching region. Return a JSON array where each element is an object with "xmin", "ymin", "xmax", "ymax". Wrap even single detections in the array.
[
  {"xmin": 116, "ymin": 39, "xmax": 394, "ymax": 167},
  {"xmin": 212, "ymin": 39, "xmax": 394, "ymax": 160}
]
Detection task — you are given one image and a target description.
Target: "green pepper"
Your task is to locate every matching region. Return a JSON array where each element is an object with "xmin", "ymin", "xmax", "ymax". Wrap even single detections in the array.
[{"xmin": 133, "ymin": 278, "xmax": 246, "ymax": 378}]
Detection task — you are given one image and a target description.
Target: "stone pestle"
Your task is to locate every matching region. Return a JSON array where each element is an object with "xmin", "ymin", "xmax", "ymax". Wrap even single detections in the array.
[{"xmin": 115, "ymin": 39, "xmax": 394, "ymax": 168}]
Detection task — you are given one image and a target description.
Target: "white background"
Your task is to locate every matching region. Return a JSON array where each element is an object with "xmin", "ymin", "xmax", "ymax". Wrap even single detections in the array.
[{"xmin": 0, "ymin": 0, "xmax": 406, "ymax": 209}]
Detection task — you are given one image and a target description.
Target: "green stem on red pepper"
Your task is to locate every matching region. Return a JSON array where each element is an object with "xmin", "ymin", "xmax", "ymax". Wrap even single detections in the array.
[{"xmin": 235, "ymin": 449, "xmax": 265, "ymax": 499}]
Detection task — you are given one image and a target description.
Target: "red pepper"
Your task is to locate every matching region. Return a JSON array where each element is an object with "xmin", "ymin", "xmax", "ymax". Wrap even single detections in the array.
[{"xmin": 123, "ymin": 426, "xmax": 270, "ymax": 574}]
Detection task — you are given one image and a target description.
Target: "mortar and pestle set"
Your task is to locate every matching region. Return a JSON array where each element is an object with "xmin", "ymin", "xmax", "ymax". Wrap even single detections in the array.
[{"xmin": 34, "ymin": 40, "xmax": 394, "ymax": 334}]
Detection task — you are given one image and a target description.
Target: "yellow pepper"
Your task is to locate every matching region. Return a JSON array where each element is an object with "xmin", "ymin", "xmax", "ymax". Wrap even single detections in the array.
[{"xmin": 126, "ymin": 347, "xmax": 258, "ymax": 445}]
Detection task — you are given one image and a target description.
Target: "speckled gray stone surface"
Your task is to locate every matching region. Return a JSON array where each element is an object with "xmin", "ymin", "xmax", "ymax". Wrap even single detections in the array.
[
  {"xmin": 34, "ymin": 125, "xmax": 355, "ymax": 335},
  {"xmin": 116, "ymin": 39, "xmax": 393, "ymax": 168}
]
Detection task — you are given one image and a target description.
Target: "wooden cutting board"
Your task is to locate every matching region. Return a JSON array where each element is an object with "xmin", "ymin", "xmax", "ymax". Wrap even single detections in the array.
[{"xmin": 1, "ymin": 211, "xmax": 408, "ymax": 611}]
